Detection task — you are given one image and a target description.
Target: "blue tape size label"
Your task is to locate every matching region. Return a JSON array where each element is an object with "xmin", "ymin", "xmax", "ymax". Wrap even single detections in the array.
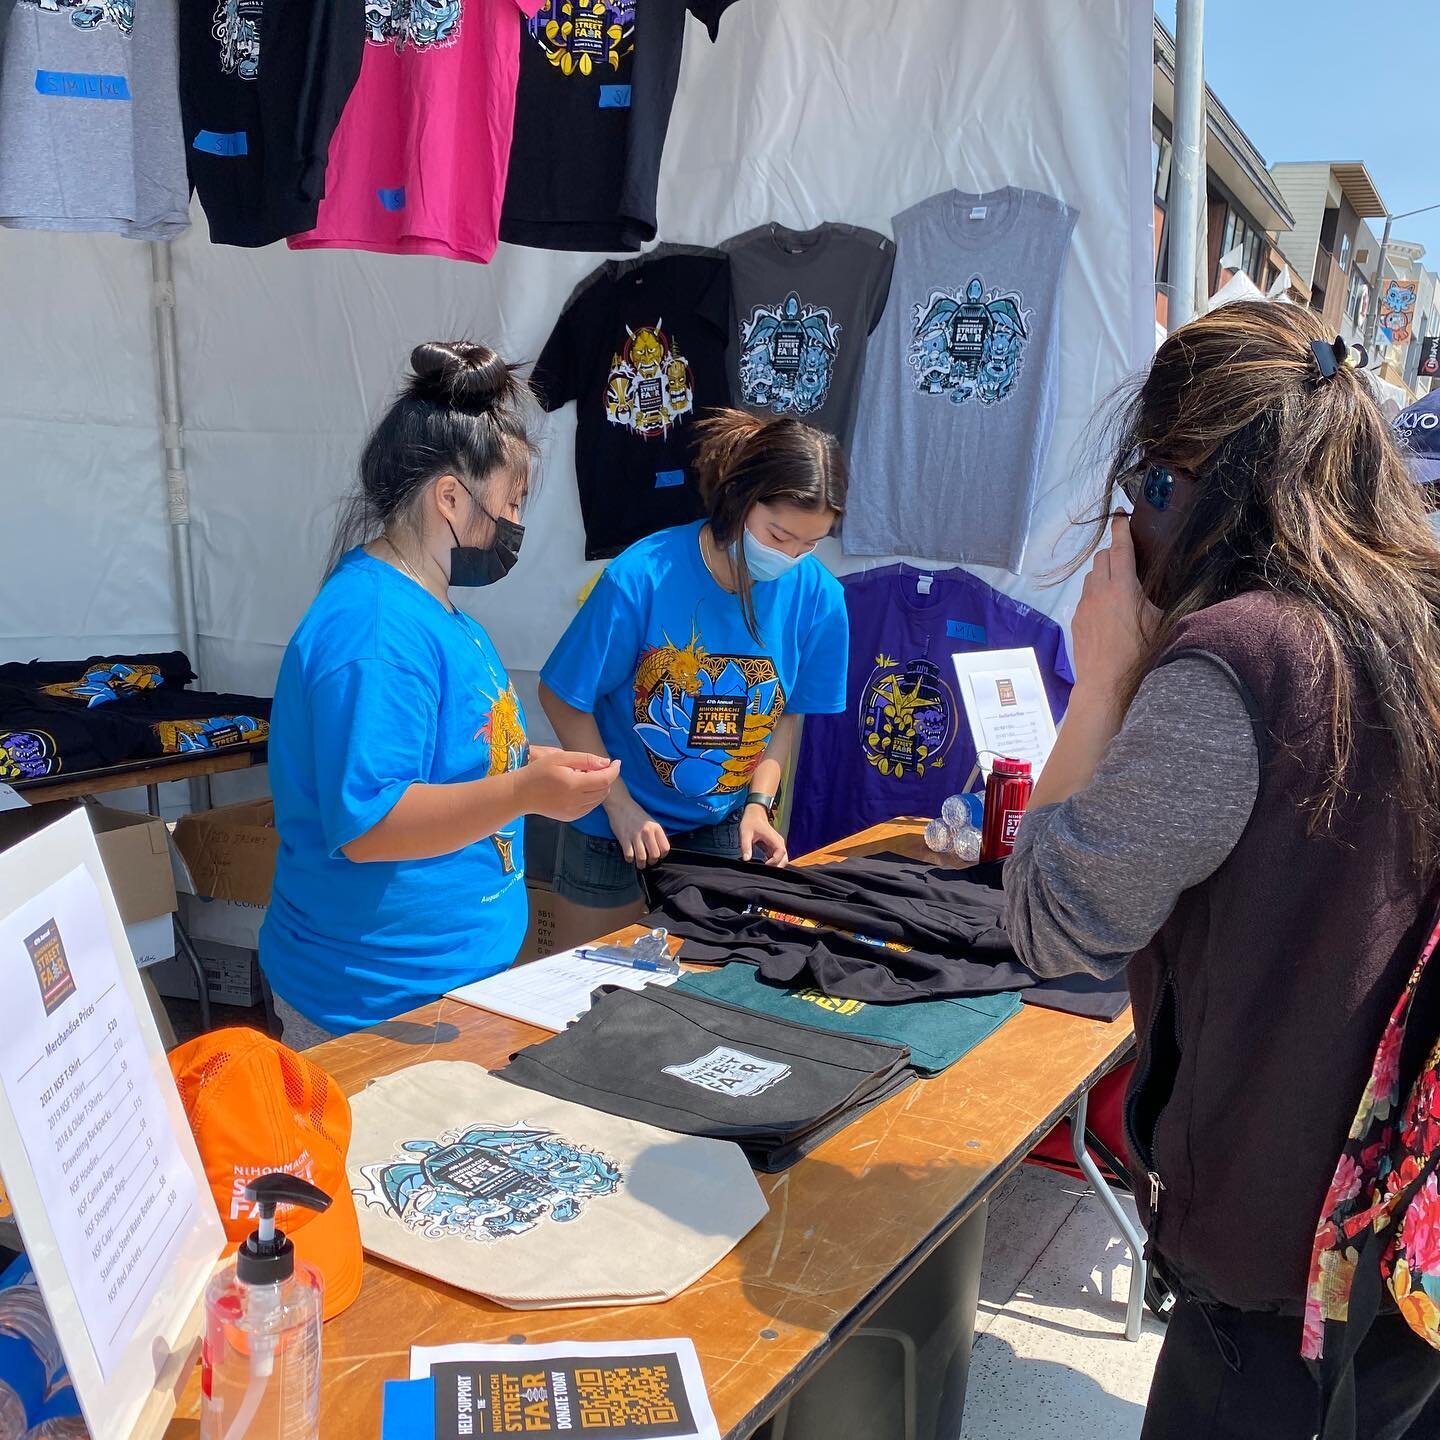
[
  {"xmin": 35, "ymin": 70, "xmax": 131, "ymax": 101},
  {"xmin": 193, "ymin": 130, "xmax": 249, "ymax": 157},
  {"xmin": 376, "ymin": 186, "xmax": 407, "ymax": 212},
  {"xmin": 947, "ymin": 620, "xmax": 988, "ymax": 644},
  {"xmin": 654, "ymin": 470, "xmax": 686, "ymax": 489},
  {"xmin": 598, "ymin": 84, "xmax": 632, "ymax": 109}
]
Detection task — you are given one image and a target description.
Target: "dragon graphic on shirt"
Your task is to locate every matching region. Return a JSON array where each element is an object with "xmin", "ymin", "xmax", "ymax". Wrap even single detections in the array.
[
  {"xmin": 633, "ymin": 624, "xmax": 785, "ymax": 798},
  {"xmin": 478, "ymin": 682, "xmax": 527, "ymax": 874},
  {"xmin": 354, "ymin": 1124, "xmax": 623, "ymax": 1243},
  {"xmin": 739, "ymin": 292, "xmax": 841, "ymax": 418},
  {"xmin": 909, "ymin": 275, "xmax": 1032, "ymax": 406},
  {"xmin": 527, "ymin": 0, "xmax": 634, "ymax": 76},
  {"xmin": 364, "ymin": 0, "xmax": 461, "ymax": 51},
  {"xmin": 19, "ymin": 0, "xmax": 133, "ymax": 35},
  {"xmin": 42, "ymin": 661, "xmax": 164, "ymax": 708},
  {"xmin": 212, "ymin": 0, "xmax": 262, "ymax": 79},
  {"xmin": 152, "ymin": 714, "xmax": 269, "ymax": 755},
  {"xmin": 859, "ymin": 654, "xmax": 956, "ymax": 780},
  {"xmin": 606, "ymin": 321, "xmax": 694, "ymax": 440}
]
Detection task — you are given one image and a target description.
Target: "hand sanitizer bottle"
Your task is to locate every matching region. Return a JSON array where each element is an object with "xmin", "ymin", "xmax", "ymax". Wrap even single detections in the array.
[{"xmin": 201, "ymin": 1173, "xmax": 329, "ymax": 1440}]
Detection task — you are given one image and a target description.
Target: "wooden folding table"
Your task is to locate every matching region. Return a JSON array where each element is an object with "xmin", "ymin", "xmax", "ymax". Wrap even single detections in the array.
[{"xmin": 164, "ymin": 820, "xmax": 1137, "ymax": 1438}]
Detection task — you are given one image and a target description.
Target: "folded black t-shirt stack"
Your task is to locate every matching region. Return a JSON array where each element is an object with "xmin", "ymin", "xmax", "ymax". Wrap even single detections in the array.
[
  {"xmin": 0, "ymin": 653, "xmax": 271, "ymax": 783},
  {"xmin": 498, "ymin": 985, "xmax": 914, "ymax": 1173},
  {"xmin": 639, "ymin": 849, "xmax": 1130, "ymax": 1022}
]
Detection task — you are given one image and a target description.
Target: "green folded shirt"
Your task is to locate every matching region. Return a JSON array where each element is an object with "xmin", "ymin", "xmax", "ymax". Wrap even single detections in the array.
[{"xmin": 674, "ymin": 965, "xmax": 1022, "ymax": 1077}]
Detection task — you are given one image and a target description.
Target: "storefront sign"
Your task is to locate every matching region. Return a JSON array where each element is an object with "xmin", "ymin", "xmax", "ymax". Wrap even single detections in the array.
[
  {"xmin": 1379, "ymin": 279, "xmax": 1419, "ymax": 346},
  {"xmin": 1419, "ymin": 335, "xmax": 1440, "ymax": 379}
]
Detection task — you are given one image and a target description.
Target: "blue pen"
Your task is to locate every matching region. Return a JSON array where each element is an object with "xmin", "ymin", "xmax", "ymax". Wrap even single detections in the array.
[{"xmin": 574, "ymin": 947, "xmax": 667, "ymax": 973}]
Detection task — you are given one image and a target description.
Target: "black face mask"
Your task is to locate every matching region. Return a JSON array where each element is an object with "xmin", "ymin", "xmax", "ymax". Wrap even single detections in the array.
[{"xmin": 446, "ymin": 504, "xmax": 525, "ymax": 588}]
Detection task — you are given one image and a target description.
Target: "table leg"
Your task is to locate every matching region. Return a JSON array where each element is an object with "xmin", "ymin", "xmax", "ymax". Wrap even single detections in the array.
[
  {"xmin": 173, "ymin": 915, "xmax": 212, "ymax": 1035},
  {"xmin": 146, "ymin": 783, "xmax": 161, "ymax": 818},
  {"xmin": 1070, "ymin": 1088, "xmax": 1147, "ymax": 1342}
]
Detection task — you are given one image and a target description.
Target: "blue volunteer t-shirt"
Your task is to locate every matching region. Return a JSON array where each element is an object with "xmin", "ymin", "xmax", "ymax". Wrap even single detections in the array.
[
  {"xmin": 260, "ymin": 549, "xmax": 528, "ymax": 1035},
  {"xmin": 541, "ymin": 521, "xmax": 849, "ymax": 838}
]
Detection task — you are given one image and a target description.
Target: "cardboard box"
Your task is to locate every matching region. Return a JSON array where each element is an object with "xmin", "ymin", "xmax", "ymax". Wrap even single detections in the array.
[
  {"xmin": 172, "ymin": 798, "xmax": 277, "ymax": 906},
  {"xmin": 125, "ymin": 912, "xmax": 177, "ymax": 969},
  {"xmin": 0, "ymin": 800, "xmax": 177, "ymax": 926},
  {"xmin": 151, "ymin": 939, "xmax": 264, "ymax": 1009},
  {"xmin": 179, "ymin": 891, "xmax": 268, "ymax": 950},
  {"xmin": 517, "ymin": 879, "xmax": 560, "ymax": 964}
]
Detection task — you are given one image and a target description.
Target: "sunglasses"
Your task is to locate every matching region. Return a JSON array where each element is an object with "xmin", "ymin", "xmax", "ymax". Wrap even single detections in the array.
[{"xmin": 1120, "ymin": 465, "xmax": 1176, "ymax": 513}]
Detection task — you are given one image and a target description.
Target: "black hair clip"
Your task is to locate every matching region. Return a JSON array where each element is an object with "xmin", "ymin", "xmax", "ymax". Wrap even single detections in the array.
[{"xmin": 1311, "ymin": 336, "xmax": 1368, "ymax": 382}]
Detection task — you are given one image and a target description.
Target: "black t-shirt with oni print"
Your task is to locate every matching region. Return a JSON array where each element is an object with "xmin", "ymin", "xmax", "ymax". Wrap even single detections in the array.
[
  {"xmin": 532, "ymin": 244, "xmax": 731, "ymax": 561},
  {"xmin": 500, "ymin": 0, "xmax": 742, "ymax": 253}
]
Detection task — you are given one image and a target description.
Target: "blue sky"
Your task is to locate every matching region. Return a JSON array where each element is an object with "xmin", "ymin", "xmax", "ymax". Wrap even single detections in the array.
[{"xmin": 1155, "ymin": 1, "xmax": 1440, "ymax": 263}]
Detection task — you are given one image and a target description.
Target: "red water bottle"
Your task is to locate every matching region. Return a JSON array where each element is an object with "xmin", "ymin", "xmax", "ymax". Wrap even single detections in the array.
[{"xmin": 980, "ymin": 757, "xmax": 1034, "ymax": 862}]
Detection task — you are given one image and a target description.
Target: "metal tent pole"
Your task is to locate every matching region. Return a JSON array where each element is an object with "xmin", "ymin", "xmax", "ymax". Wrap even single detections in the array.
[
  {"xmin": 1168, "ymin": 0, "xmax": 1206, "ymax": 332},
  {"xmin": 149, "ymin": 240, "xmax": 211, "ymax": 813}
]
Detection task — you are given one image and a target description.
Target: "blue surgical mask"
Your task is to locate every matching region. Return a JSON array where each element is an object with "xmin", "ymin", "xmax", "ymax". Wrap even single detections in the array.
[{"xmin": 737, "ymin": 526, "xmax": 808, "ymax": 583}]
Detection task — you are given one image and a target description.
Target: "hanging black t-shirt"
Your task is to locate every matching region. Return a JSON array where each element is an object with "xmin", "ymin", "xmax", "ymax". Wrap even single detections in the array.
[
  {"xmin": 500, "ymin": 0, "xmax": 742, "ymax": 252},
  {"xmin": 531, "ymin": 244, "xmax": 731, "ymax": 560},
  {"xmin": 179, "ymin": 0, "xmax": 364, "ymax": 247}
]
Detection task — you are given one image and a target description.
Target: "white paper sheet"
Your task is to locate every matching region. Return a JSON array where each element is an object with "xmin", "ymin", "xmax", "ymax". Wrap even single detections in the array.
[
  {"xmin": 952, "ymin": 648, "xmax": 1059, "ymax": 778},
  {"xmin": 0, "ymin": 809, "xmax": 225, "ymax": 1440},
  {"xmin": 0, "ymin": 865, "xmax": 199, "ymax": 1380},
  {"xmin": 448, "ymin": 948, "xmax": 680, "ymax": 1032},
  {"xmin": 409, "ymin": 1338, "xmax": 720, "ymax": 1440}
]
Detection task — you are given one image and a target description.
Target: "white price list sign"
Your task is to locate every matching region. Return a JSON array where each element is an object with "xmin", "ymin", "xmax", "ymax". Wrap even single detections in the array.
[
  {"xmin": 0, "ymin": 810, "xmax": 224, "ymax": 1440},
  {"xmin": 951, "ymin": 647, "xmax": 1059, "ymax": 779}
]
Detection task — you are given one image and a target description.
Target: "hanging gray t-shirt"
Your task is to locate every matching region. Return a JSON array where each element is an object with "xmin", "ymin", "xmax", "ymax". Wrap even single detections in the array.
[
  {"xmin": 845, "ymin": 188, "xmax": 1078, "ymax": 572},
  {"xmin": 723, "ymin": 221, "xmax": 895, "ymax": 451},
  {"xmin": 0, "ymin": 0, "xmax": 188, "ymax": 238}
]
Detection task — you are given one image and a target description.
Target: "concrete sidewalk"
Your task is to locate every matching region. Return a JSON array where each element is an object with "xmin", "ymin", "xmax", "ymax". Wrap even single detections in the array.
[{"xmin": 960, "ymin": 1166, "xmax": 1165, "ymax": 1439}]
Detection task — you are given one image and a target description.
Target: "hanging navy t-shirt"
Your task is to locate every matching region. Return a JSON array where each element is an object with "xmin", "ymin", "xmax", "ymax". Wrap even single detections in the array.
[
  {"xmin": 531, "ymin": 245, "xmax": 731, "ymax": 560},
  {"xmin": 788, "ymin": 563, "xmax": 1074, "ymax": 855},
  {"xmin": 499, "ymin": 0, "xmax": 741, "ymax": 252},
  {"xmin": 179, "ymin": 0, "xmax": 364, "ymax": 246}
]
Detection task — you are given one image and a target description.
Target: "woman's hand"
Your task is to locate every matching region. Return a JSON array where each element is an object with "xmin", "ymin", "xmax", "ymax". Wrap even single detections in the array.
[
  {"xmin": 515, "ymin": 748, "xmax": 620, "ymax": 823},
  {"xmin": 740, "ymin": 805, "xmax": 789, "ymax": 867},
  {"xmin": 603, "ymin": 788, "xmax": 671, "ymax": 868},
  {"xmin": 1071, "ymin": 516, "xmax": 1161, "ymax": 709}
]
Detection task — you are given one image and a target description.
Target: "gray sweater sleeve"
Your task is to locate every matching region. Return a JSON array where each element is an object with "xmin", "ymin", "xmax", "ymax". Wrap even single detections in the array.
[{"xmin": 1003, "ymin": 656, "xmax": 1260, "ymax": 980}]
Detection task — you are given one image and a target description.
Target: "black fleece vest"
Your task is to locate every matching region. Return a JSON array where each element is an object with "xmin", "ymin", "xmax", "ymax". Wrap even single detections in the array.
[{"xmin": 1125, "ymin": 593, "xmax": 1435, "ymax": 1311}]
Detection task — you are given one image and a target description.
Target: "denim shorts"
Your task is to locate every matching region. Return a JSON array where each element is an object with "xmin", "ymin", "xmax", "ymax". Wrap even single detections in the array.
[{"xmin": 553, "ymin": 814, "xmax": 742, "ymax": 908}]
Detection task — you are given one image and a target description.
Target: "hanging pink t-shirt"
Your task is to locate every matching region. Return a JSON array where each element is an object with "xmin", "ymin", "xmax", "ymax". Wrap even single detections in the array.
[{"xmin": 289, "ymin": 0, "xmax": 542, "ymax": 264}]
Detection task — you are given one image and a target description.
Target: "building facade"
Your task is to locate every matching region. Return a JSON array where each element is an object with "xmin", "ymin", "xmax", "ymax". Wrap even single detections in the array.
[{"xmin": 1151, "ymin": 19, "xmax": 1300, "ymax": 331}]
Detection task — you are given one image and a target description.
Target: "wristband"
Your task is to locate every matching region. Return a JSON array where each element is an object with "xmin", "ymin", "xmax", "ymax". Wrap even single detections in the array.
[{"xmin": 745, "ymin": 791, "xmax": 778, "ymax": 821}]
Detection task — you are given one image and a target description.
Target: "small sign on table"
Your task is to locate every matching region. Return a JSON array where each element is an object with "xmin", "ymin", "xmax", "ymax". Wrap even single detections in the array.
[{"xmin": 0, "ymin": 808, "xmax": 225, "ymax": 1440}]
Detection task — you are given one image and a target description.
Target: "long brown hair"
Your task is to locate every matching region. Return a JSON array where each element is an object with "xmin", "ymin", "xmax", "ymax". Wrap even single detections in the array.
[
  {"xmin": 1078, "ymin": 300, "xmax": 1440, "ymax": 864},
  {"xmin": 695, "ymin": 409, "xmax": 847, "ymax": 641}
]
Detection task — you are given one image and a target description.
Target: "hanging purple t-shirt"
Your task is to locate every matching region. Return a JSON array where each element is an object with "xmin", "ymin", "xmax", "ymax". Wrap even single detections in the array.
[{"xmin": 789, "ymin": 563, "xmax": 1073, "ymax": 856}]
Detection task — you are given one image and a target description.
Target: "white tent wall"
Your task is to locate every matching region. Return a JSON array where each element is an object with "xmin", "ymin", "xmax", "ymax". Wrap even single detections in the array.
[
  {"xmin": 1, "ymin": 0, "xmax": 1154, "ymax": 806},
  {"xmin": 2, "ymin": 231, "xmax": 180, "ymax": 659}
]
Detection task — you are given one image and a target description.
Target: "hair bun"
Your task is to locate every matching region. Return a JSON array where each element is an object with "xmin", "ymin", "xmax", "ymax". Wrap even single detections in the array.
[{"xmin": 407, "ymin": 340, "xmax": 514, "ymax": 413}]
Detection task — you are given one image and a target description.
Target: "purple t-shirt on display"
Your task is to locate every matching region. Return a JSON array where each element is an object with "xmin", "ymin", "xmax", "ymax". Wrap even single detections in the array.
[{"xmin": 788, "ymin": 563, "xmax": 1074, "ymax": 856}]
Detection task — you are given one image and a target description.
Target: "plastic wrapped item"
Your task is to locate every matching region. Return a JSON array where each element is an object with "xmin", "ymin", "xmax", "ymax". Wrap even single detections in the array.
[
  {"xmin": 930, "ymin": 794, "xmax": 983, "ymax": 862},
  {"xmin": 941, "ymin": 793, "xmax": 984, "ymax": 831}
]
